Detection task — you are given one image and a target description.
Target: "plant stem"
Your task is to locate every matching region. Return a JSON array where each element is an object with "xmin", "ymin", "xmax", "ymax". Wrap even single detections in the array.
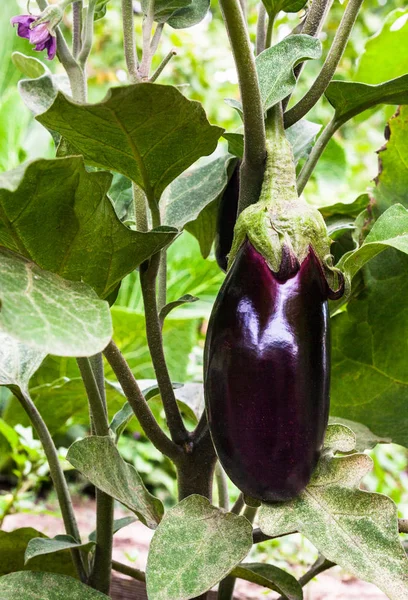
[
  {"xmin": 103, "ymin": 340, "xmax": 181, "ymax": 460},
  {"xmin": 176, "ymin": 439, "xmax": 217, "ymax": 500},
  {"xmin": 122, "ymin": 0, "xmax": 140, "ymax": 83},
  {"xmin": 150, "ymin": 49, "xmax": 177, "ymax": 82},
  {"xmin": 252, "ymin": 527, "xmax": 296, "ymax": 544},
  {"xmin": 157, "ymin": 250, "xmax": 167, "ymax": 313},
  {"xmin": 275, "ymin": 555, "xmax": 335, "ymax": 600},
  {"xmin": 77, "ymin": 355, "xmax": 113, "ymax": 596},
  {"xmin": 231, "ymin": 493, "xmax": 244, "ymax": 514},
  {"xmin": 255, "ymin": 3, "xmax": 266, "ymax": 55},
  {"xmin": 302, "ymin": 0, "xmax": 333, "ymax": 36},
  {"xmin": 219, "ymin": 0, "xmax": 266, "ymax": 214},
  {"xmin": 133, "ymin": 183, "xmax": 149, "ymax": 231},
  {"xmin": 284, "ymin": 0, "xmax": 364, "ymax": 127},
  {"xmin": 215, "ymin": 462, "xmax": 229, "ymax": 510},
  {"xmin": 296, "ymin": 117, "xmax": 337, "ymax": 194},
  {"xmin": 78, "ymin": 0, "xmax": 96, "ymax": 69},
  {"xmin": 265, "ymin": 12, "xmax": 274, "ymax": 49},
  {"xmin": 14, "ymin": 388, "xmax": 86, "ymax": 582},
  {"xmin": 140, "ymin": 254, "xmax": 188, "ymax": 445},
  {"xmin": 150, "ymin": 23, "xmax": 164, "ymax": 54},
  {"xmin": 72, "ymin": 1, "xmax": 83, "ymax": 59},
  {"xmin": 139, "ymin": 0, "xmax": 157, "ymax": 79},
  {"xmin": 112, "ymin": 560, "xmax": 146, "ymax": 581}
]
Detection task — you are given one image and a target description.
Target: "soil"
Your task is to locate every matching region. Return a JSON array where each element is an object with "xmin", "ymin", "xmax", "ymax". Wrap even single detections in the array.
[{"xmin": 3, "ymin": 498, "xmax": 387, "ymax": 599}]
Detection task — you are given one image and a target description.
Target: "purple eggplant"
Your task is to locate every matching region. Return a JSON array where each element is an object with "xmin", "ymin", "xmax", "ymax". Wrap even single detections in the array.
[
  {"xmin": 204, "ymin": 239, "xmax": 330, "ymax": 502},
  {"xmin": 215, "ymin": 163, "xmax": 240, "ymax": 272}
]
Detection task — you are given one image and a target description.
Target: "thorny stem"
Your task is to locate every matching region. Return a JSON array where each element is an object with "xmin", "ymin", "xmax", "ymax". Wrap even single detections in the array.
[
  {"xmin": 140, "ymin": 254, "xmax": 188, "ymax": 445},
  {"xmin": 78, "ymin": 0, "xmax": 97, "ymax": 68},
  {"xmin": 112, "ymin": 560, "xmax": 146, "ymax": 582},
  {"xmin": 284, "ymin": 0, "xmax": 364, "ymax": 127},
  {"xmin": 103, "ymin": 340, "xmax": 182, "ymax": 460},
  {"xmin": 150, "ymin": 49, "xmax": 177, "ymax": 81},
  {"xmin": 77, "ymin": 355, "xmax": 113, "ymax": 596},
  {"xmin": 296, "ymin": 117, "xmax": 337, "ymax": 194},
  {"xmin": 255, "ymin": 3, "xmax": 266, "ymax": 55},
  {"xmin": 122, "ymin": 0, "xmax": 140, "ymax": 82},
  {"xmin": 215, "ymin": 463, "xmax": 229, "ymax": 510},
  {"xmin": 14, "ymin": 388, "xmax": 86, "ymax": 582},
  {"xmin": 72, "ymin": 1, "xmax": 83, "ymax": 59},
  {"xmin": 218, "ymin": 0, "xmax": 266, "ymax": 214}
]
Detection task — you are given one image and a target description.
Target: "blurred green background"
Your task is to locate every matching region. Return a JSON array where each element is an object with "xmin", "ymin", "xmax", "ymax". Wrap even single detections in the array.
[{"xmin": 1, "ymin": 0, "xmax": 408, "ymax": 575}]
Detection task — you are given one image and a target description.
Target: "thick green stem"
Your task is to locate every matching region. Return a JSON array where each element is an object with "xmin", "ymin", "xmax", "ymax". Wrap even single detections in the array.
[
  {"xmin": 230, "ymin": 493, "xmax": 244, "ymax": 515},
  {"xmin": 302, "ymin": 0, "xmax": 333, "ymax": 36},
  {"xmin": 215, "ymin": 463, "xmax": 229, "ymax": 510},
  {"xmin": 140, "ymin": 255, "xmax": 188, "ymax": 445},
  {"xmin": 15, "ymin": 389, "xmax": 85, "ymax": 581},
  {"xmin": 176, "ymin": 439, "xmax": 217, "ymax": 501},
  {"xmin": 103, "ymin": 341, "xmax": 181, "ymax": 460},
  {"xmin": 72, "ymin": 1, "xmax": 83, "ymax": 59},
  {"xmin": 256, "ymin": 3, "xmax": 266, "ymax": 55},
  {"xmin": 157, "ymin": 250, "xmax": 167, "ymax": 313},
  {"xmin": 218, "ymin": 0, "xmax": 266, "ymax": 214},
  {"xmin": 265, "ymin": 12, "xmax": 275, "ymax": 49},
  {"xmin": 296, "ymin": 118, "xmax": 337, "ymax": 194},
  {"xmin": 122, "ymin": 0, "xmax": 139, "ymax": 82},
  {"xmin": 77, "ymin": 355, "xmax": 113, "ymax": 595},
  {"xmin": 78, "ymin": 0, "xmax": 96, "ymax": 68},
  {"xmin": 133, "ymin": 184, "xmax": 149, "ymax": 231},
  {"xmin": 112, "ymin": 560, "xmax": 146, "ymax": 581},
  {"xmin": 284, "ymin": 0, "xmax": 364, "ymax": 127}
]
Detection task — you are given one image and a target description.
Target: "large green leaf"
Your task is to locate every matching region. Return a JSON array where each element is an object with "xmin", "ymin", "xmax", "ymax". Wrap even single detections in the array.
[
  {"xmin": 0, "ymin": 249, "xmax": 112, "ymax": 357},
  {"xmin": 259, "ymin": 425, "xmax": 408, "ymax": 600},
  {"xmin": 0, "ymin": 333, "xmax": 45, "ymax": 392},
  {"xmin": 146, "ymin": 495, "xmax": 253, "ymax": 600},
  {"xmin": 67, "ymin": 435, "xmax": 164, "ymax": 528},
  {"xmin": 0, "ymin": 157, "xmax": 177, "ymax": 298},
  {"xmin": 256, "ymin": 35, "xmax": 322, "ymax": 112},
  {"xmin": 325, "ymin": 74, "xmax": 408, "ymax": 127},
  {"xmin": 355, "ymin": 9, "xmax": 408, "ymax": 84},
  {"xmin": 0, "ymin": 572, "xmax": 109, "ymax": 598},
  {"xmin": 37, "ymin": 84, "xmax": 223, "ymax": 198},
  {"xmin": 0, "ymin": 529, "xmax": 76, "ymax": 578}
]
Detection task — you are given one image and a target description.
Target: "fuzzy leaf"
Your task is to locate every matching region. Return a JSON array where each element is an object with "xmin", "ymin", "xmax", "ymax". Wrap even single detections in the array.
[
  {"xmin": 232, "ymin": 563, "xmax": 302, "ymax": 600},
  {"xmin": 37, "ymin": 84, "xmax": 223, "ymax": 198},
  {"xmin": 89, "ymin": 516, "xmax": 136, "ymax": 542},
  {"xmin": 25, "ymin": 536, "xmax": 95, "ymax": 564},
  {"xmin": 67, "ymin": 435, "xmax": 164, "ymax": 528},
  {"xmin": 0, "ymin": 158, "xmax": 177, "ymax": 298},
  {"xmin": 11, "ymin": 52, "xmax": 47, "ymax": 79},
  {"xmin": 261, "ymin": 0, "xmax": 306, "ymax": 17},
  {"xmin": 0, "ymin": 572, "xmax": 109, "ymax": 598},
  {"xmin": 0, "ymin": 333, "xmax": 45, "ymax": 391},
  {"xmin": 0, "ymin": 249, "xmax": 112, "ymax": 357},
  {"xmin": 167, "ymin": 0, "xmax": 210, "ymax": 28},
  {"xmin": 146, "ymin": 495, "xmax": 253, "ymax": 600},
  {"xmin": 328, "ymin": 417, "xmax": 390, "ymax": 451}
]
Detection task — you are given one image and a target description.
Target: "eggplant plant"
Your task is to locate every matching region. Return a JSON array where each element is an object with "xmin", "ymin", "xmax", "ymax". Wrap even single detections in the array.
[{"xmin": 1, "ymin": 0, "xmax": 408, "ymax": 599}]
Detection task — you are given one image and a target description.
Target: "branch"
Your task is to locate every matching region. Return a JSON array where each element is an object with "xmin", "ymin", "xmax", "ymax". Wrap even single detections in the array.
[
  {"xmin": 284, "ymin": 0, "xmax": 364, "ymax": 128},
  {"xmin": 112, "ymin": 560, "xmax": 146, "ymax": 582},
  {"xmin": 72, "ymin": 1, "xmax": 83, "ymax": 59},
  {"xmin": 121, "ymin": 0, "xmax": 140, "ymax": 82},
  {"xmin": 215, "ymin": 462, "xmax": 229, "ymax": 510},
  {"xmin": 140, "ymin": 255, "xmax": 188, "ymax": 445},
  {"xmin": 78, "ymin": 0, "xmax": 97, "ymax": 68},
  {"xmin": 103, "ymin": 340, "xmax": 182, "ymax": 460},
  {"xmin": 255, "ymin": 3, "xmax": 266, "ymax": 55},
  {"xmin": 218, "ymin": 0, "xmax": 266, "ymax": 213},
  {"xmin": 296, "ymin": 117, "xmax": 337, "ymax": 194},
  {"xmin": 150, "ymin": 49, "xmax": 177, "ymax": 82}
]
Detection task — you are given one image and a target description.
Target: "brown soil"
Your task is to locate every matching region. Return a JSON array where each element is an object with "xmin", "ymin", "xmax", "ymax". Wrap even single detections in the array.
[{"xmin": 3, "ymin": 499, "xmax": 387, "ymax": 599}]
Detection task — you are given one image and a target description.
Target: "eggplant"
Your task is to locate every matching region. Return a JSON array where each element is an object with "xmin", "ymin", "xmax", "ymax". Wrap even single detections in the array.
[
  {"xmin": 204, "ymin": 239, "xmax": 330, "ymax": 503},
  {"xmin": 215, "ymin": 162, "xmax": 240, "ymax": 272}
]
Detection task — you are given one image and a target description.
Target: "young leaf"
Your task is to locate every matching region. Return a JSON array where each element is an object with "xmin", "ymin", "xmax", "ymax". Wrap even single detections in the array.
[
  {"xmin": 25, "ymin": 535, "xmax": 95, "ymax": 564},
  {"xmin": 259, "ymin": 427, "xmax": 408, "ymax": 600},
  {"xmin": 232, "ymin": 563, "xmax": 302, "ymax": 600},
  {"xmin": 37, "ymin": 84, "xmax": 223, "ymax": 198},
  {"xmin": 328, "ymin": 417, "xmax": 390, "ymax": 451},
  {"xmin": 142, "ymin": 0, "xmax": 192, "ymax": 24},
  {"xmin": 325, "ymin": 74, "xmax": 408, "ymax": 128},
  {"xmin": 261, "ymin": 0, "xmax": 307, "ymax": 18},
  {"xmin": 0, "ymin": 249, "xmax": 112, "ymax": 357},
  {"xmin": 88, "ymin": 516, "xmax": 136, "ymax": 542},
  {"xmin": 11, "ymin": 52, "xmax": 47, "ymax": 79},
  {"xmin": 159, "ymin": 295, "xmax": 199, "ymax": 323},
  {"xmin": 94, "ymin": 0, "xmax": 111, "ymax": 20},
  {"xmin": 146, "ymin": 495, "xmax": 253, "ymax": 600},
  {"xmin": 0, "ymin": 333, "xmax": 46, "ymax": 391},
  {"xmin": 0, "ymin": 158, "xmax": 177, "ymax": 298},
  {"xmin": 67, "ymin": 435, "xmax": 164, "ymax": 529},
  {"xmin": 0, "ymin": 572, "xmax": 109, "ymax": 598},
  {"xmin": 167, "ymin": 0, "xmax": 210, "ymax": 29},
  {"xmin": 256, "ymin": 35, "xmax": 322, "ymax": 112}
]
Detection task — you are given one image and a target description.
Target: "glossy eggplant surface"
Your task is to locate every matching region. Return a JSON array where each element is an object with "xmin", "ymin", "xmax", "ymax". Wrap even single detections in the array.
[{"xmin": 204, "ymin": 240, "xmax": 330, "ymax": 502}]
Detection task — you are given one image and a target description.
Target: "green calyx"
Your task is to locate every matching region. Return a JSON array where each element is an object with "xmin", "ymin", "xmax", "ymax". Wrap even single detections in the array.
[{"xmin": 228, "ymin": 105, "xmax": 344, "ymax": 296}]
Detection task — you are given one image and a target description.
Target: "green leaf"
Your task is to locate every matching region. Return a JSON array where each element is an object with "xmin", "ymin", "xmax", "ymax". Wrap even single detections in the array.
[
  {"xmin": 175, "ymin": 383, "xmax": 205, "ymax": 421},
  {"xmin": 167, "ymin": 0, "xmax": 210, "ymax": 29},
  {"xmin": 232, "ymin": 563, "xmax": 302, "ymax": 600},
  {"xmin": 89, "ymin": 516, "xmax": 136, "ymax": 542},
  {"xmin": 261, "ymin": 0, "xmax": 306, "ymax": 17},
  {"xmin": 259, "ymin": 426, "xmax": 408, "ymax": 600},
  {"xmin": 319, "ymin": 194, "xmax": 369, "ymax": 219},
  {"xmin": 94, "ymin": 0, "xmax": 111, "ymax": 20},
  {"xmin": 0, "ymin": 333, "xmax": 46, "ymax": 391},
  {"xmin": 11, "ymin": 52, "xmax": 47, "ymax": 79},
  {"xmin": 224, "ymin": 119, "xmax": 320, "ymax": 164},
  {"xmin": 0, "ymin": 157, "xmax": 177, "ymax": 298},
  {"xmin": 37, "ymin": 84, "xmax": 223, "ymax": 198},
  {"xmin": 0, "ymin": 572, "xmax": 109, "ymax": 598},
  {"xmin": 328, "ymin": 417, "xmax": 390, "ymax": 451},
  {"xmin": 109, "ymin": 173, "xmax": 133, "ymax": 223},
  {"xmin": 256, "ymin": 35, "xmax": 322, "ymax": 112},
  {"xmin": 142, "ymin": 0, "xmax": 192, "ymax": 23},
  {"xmin": 146, "ymin": 495, "xmax": 253, "ymax": 600},
  {"xmin": 67, "ymin": 435, "xmax": 164, "ymax": 528},
  {"xmin": 0, "ymin": 529, "xmax": 76, "ymax": 578},
  {"xmin": 325, "ymin": 74, "xmax": 408, "ymax": 127},
  {"xmin": 373, "ymin": 106, "xmax": 408, "ymax": 213},
  {"xmin": 25, "ymin": 536, "xmax": 95, "ymax": 565},
  {"xmin": 0, "ymin": 249, "xmax": 112, "ymax": 357},
  {"xmin": 355, "ymin": 9, "xmax": 408, "ymax": 85},
  {"xmin": 338, "ymin": 204, "xmax": 408, "ymax": 281},
  {"xmin": 159, "ymin": 295, "xmax": 199, "ymax": 323}
]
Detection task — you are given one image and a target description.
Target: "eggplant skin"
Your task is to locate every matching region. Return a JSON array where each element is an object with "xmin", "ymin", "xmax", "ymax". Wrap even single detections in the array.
[
  {"xmin": 204, "ymin": 240, "xmax": 330, "ymax": 503},
  {"xmin": 215, "ymin": 163, "xmax": 240, "ymax": 272}
]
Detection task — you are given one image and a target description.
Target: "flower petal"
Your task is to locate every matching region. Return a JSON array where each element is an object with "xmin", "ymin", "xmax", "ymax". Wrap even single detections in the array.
[
  {"xmin": 29, "ymin": 22, "xmax": 50, "ymax": 44},
  {"xmin": 46, "ymin": 36, "xmax": 57, "ymax": 60},
  {"xmin": 10, "ymin": 14, "xmax": 36, "ymax": 39}
]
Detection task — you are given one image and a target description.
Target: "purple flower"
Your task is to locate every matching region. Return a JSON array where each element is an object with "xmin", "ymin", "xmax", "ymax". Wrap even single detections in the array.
[{"xmin": 11, "ymin": 15, "xmax": 57, "ymax": 60}]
